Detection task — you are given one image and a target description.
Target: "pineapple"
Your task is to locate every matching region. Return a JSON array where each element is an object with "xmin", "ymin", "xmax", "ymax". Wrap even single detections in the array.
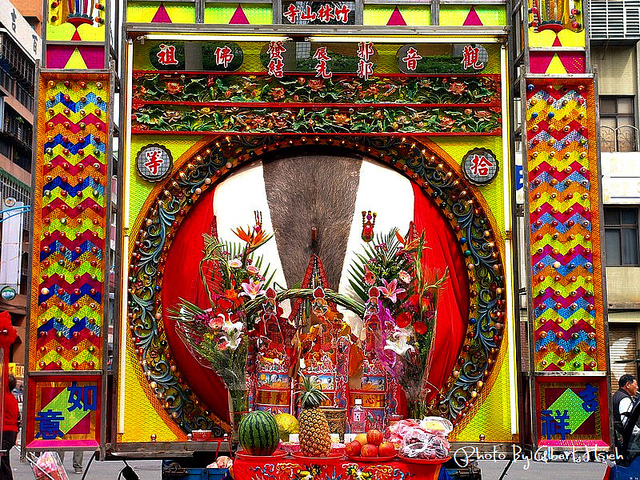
[{"xmin": 298, "ymin": 376, "xmax": 332, "ymax": 457}]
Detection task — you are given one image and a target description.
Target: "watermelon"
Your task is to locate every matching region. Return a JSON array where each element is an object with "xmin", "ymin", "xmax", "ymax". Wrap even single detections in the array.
[{"xmin": 238, "ymin": 410, "xmax": 280, "ymax": 456}]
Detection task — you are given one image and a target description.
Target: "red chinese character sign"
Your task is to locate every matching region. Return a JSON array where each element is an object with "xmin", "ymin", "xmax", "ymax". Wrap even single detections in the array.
[
  {"xmin": 208, "ymin": 43, "xmax": 244, "ymax": 71},
  {"xmin": 461, "ymin": 45, "xmax": 488, "ymax": 71},
  {"xmin": 258, "ymin": 42, "xmax": 495, "ymax": 77},
  {"xmin": 147, "ymin": 42, "xmax": 243, "ymax": 71},
  {"xmin": 214, "ymin": 45, "xmax": 235, "ymax": 69},
  {"xmin": 357, "ymin": 42, "xmax": 375, "ymax": 80},
  {"xmin": 402, "ymin": 47, "xmax": 422, "ymax": 72},
  {"xmin": 462, "ymin": 148, "xmax": 499, "ymax": 185},
  {"xmin": 267, "ymin": 41, "xmax": 286, "ymax": 78},
  {"xmin": 157, "ymin": 44, "xmax": 180, "ymax": 66},
  {"xmin": 396, "ymin": 44, "xmax": 489, "ymax": 74},
  {"xmin": 25, "ymin": 376, "xmax": 102, "ymax": 449},
  {"xmin": 150, "ymin": 43, "xmax": 185, "ymax": 70},
  {"xmin": 313, "ymin": 47, "xmax": 332, "ymax": 79},
  {"xmin": 282, "ymin": 1, "xmax": 354, "ymax": 24},
  {"xmin": 135, "ymin": 144, "xmax": 173, "ymax": 182}
]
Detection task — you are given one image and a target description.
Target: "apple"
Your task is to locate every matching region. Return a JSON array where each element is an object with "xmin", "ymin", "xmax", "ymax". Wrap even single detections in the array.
[
  {"xmin": 378, "ymin": 442, "xmax": 396, "ymax": 457},
  {"xmin": 366, "ymin": 429, "xmax": 383, "ymax": 446},
  {"xmin": 355, "ymin": 433, "xmax": 368, "ymax": 446},
  {"xmin": 345, "ymin": 440, "xmax": 362, "ymax": 456},
  {"xmin": 361, "ymin": 444, "xmax": 379, "ymax": 457}
]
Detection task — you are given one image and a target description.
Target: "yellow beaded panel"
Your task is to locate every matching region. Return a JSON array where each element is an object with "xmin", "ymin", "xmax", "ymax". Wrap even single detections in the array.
[
  {"xmin": 363, "ymin": 5, "xmax": 431, "ymax": 26},
  {"xmin": 204, "ymin": 3, "xmax": 273, "ymax": 24}
]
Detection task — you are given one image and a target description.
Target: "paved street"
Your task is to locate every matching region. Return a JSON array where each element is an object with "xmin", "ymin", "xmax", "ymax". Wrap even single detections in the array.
[
  {"xmin": 478, "ymin": 459, "xmax": 608, "ymax": 479},
  {"xmin": 7, "ymin": 447, "xmax": 611, "ymax": 480},
  {"xmin": 9, "ymin": 448, "xmax": 163, "ymax": 479}
]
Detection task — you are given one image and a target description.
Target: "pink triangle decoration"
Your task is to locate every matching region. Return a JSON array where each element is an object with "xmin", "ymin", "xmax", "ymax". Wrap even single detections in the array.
[
  {"xmin": 529, "ymin": 52, "xmax": 554, "ymax": 74},
  {"xmin": 78, "ymin": 47, "xmax": 106, "ymax": 69},
  {"xmin": 230, "ymin": 5, "xmax": 250, "ymax": 24},
  {"xmin": 463, "ymin": 6, "xmax": 483, "ymax": 26},
  {"xmin": 387, "ymin": 7, "xmax": 407, "ymax": 26},
  {"xmin": 46, "ymin": 46, "xmax": 75, "ymax": 69},
  {"xmin": 152, "ymin": 4, "xmax": 172, "ymax": 23},
  {"xmin": 558, "ymin": 52, "xmax": 585, "ymax": 74},
  {"xmin": 552, "ymin": 35, "xmax": 563, "ymax": 47}
]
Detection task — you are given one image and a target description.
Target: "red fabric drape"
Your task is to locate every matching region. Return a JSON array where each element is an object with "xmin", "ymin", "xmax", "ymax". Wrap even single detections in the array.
[
  {"xmin": 412, "ymin": 184, "xmax": 469, "ymax": 398},
  {"xmin": 161, "ymin": 186, "xmax": 231, "ymax": 423}
]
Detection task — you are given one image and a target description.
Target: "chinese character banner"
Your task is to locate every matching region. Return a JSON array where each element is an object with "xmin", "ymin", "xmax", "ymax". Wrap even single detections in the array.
[
  {"xmin": 25, "ymin": 376, "xmax": 101, "ymax": 448},
  {"xmin": 132, "ymin": 41, "xmax": 501, "ymax": 136},
  {"xmin": 281, "ymin": 1, "xmax": 357, "ymax": 25},
  {"xmin": 124, "ymin": 1, "xmax": 507, "ymax": 28},
  {"xmin": 136, "ymin": 40, "xmax": 499, "ymax": 75},
  {"xmin": 535, "ymin": 377, "xmax": 609, "ymax": 447}
]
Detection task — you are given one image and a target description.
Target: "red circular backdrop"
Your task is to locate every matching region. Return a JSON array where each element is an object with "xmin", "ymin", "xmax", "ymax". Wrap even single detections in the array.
[{"xmin": 162, "ymin": 160, "xmax": 469, "ymax": 423}]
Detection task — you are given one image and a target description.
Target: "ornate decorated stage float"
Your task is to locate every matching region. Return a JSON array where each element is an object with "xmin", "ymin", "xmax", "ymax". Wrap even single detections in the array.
[{"xmin": 21, "ymin": 0, "xmax": 612, "ymax": 477}]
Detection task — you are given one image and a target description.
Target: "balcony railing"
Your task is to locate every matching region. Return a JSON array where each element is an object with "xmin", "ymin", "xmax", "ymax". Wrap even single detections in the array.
[{"xmin": 600, "ymin": 125, "xmax": 639, "ymax": 153}]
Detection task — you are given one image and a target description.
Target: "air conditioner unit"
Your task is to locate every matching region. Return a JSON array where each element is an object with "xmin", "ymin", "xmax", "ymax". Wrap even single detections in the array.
[{"xmin": 589, "ymin": 0, "xmax": 640, "ymax": 40}]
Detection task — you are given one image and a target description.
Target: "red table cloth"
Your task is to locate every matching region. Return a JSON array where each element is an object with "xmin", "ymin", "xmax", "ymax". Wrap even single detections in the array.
[{"xmin": 233, "ymin": 454, "xmax": 449, "ymax": 480}]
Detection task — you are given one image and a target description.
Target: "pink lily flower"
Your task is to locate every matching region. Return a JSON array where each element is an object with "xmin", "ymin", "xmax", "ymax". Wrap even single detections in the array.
[
  {"xmin": 240, "ymin": 277, "xmax": 265, "ymax": 299},
  {"xmin": 379, "ymin": 278, "xmax": 405, "ymax": 303}
]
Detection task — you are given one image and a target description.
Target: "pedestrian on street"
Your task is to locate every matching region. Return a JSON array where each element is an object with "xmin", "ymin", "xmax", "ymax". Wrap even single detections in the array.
[
  {"xmin": 1, "ymin": 374, "xmax": 20, "ymax": 480},
  {"xmin": 60, "ymin": 451, "xmax": 84, "ymax": 475},
  {"xmin": 613, "ymin": 373, "xmax": 639, "ymax": 462}
]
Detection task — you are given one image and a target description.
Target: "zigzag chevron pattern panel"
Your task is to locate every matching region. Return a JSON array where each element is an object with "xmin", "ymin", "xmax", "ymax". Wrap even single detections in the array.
[
  {"xmin": 29, "ymin": 72, "xmax": 110, "ymax": 372},
  {"xmin": 525, "ymin": 78, "xmax": 606, "ymax": 373}
]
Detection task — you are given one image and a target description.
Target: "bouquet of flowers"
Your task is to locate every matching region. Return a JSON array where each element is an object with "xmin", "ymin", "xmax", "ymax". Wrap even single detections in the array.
[
  {"xmin": 171, "ymin": 213, "xmax": 276, "ymax": 430},
  {"xmin": 174, "ymin": 300, "xmax": 249, "ymax": 400},
  {"xmin": 349, "ymin": 224, "xmax": 447, "ymax": 419}
]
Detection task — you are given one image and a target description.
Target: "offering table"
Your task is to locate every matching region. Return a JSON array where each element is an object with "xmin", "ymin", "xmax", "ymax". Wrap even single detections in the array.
[{"xmin": 232, "ymin": 453, "xmax": 451, "ymax": 480}]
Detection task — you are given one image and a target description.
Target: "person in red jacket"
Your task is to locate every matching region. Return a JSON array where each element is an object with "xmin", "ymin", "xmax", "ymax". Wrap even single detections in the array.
[{"xmin": 1, "ymin": 374, "xmax": 19, "ymax": 480}]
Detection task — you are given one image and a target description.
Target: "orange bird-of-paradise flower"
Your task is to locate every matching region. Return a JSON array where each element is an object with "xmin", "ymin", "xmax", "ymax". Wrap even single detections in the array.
[
  {"xmin": 395, "ymin": 228, "xmax": 420, "ymax": 253},
  {"xmin": 233, "ymin": 211, "xmax": 273, "ymax": 253},
  {"xmin": 233, "ymin": 225, "xmax": 273, "ymax": 253}
]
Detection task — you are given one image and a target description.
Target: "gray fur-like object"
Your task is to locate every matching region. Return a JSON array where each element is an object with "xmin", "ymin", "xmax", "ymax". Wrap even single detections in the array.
[{"xmin": 263, "ymin": 152, "xmax": 362, "ymax": 290}]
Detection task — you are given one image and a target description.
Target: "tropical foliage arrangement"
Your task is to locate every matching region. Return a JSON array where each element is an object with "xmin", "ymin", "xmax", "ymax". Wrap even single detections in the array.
[
  {"xmin": 348, "ymin": 225, "xmax": 448, "ymax": 419},
  {"xmin": 170, "ymin": 216, "xmax": 276, "ymax": 426}
]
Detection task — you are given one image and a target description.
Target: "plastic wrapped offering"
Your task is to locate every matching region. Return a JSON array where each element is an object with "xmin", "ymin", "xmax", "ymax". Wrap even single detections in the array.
[
  {"xmin": 31, "ymin": 452, "xmax": 69, "ymax": 480},
  {"xmin": 386, "ymin": 417, "xmax": 451, "ymax": 460}
]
